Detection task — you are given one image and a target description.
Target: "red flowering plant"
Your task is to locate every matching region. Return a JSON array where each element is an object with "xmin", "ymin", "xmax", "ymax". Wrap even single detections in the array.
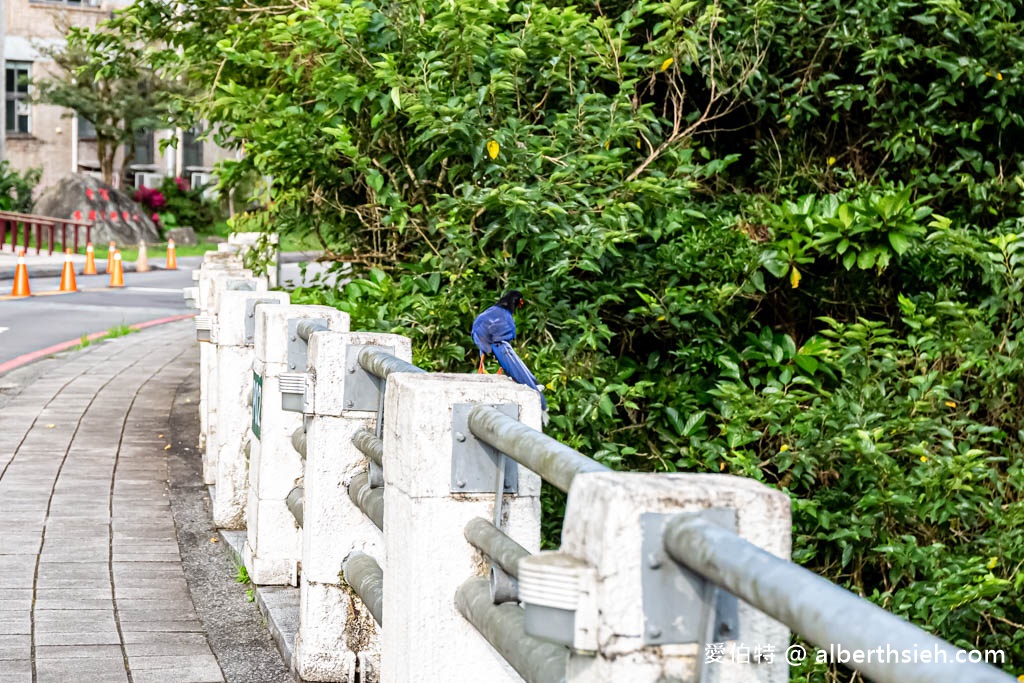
[{"xmin": 134, "ymin": 185, "xmax": 166, "ymax": 211}]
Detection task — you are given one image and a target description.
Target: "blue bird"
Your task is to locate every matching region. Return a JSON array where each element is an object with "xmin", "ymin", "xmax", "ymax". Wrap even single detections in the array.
[{"xmin": 472, "ymin": 290, "xmax": 547, "ymax": 410}]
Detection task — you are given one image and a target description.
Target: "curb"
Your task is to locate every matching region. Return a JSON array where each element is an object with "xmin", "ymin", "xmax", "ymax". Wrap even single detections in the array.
[{"xmin": 0, "ymin": 313, "xmax": 196, "ymax": 376}]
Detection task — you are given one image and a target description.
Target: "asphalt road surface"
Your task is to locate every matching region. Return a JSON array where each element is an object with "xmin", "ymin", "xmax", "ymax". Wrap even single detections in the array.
[{"xmin": 0, "ymin": 259, "xmax": 335, "ymax": 366}]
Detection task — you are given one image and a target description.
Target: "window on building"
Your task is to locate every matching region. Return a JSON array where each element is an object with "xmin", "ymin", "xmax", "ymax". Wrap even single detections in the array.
[
  {"xmin": 77, "ymin": 115, "xmax": 97, "ymax": 140},
  {"xmin": 130, "ymin": 129, "xmax": 156, "ymax": 166},
  {"xmin": 183, "ymin": 127, "xmax": 204, "ymax": 169},
  {"xmin": 5, "ymin": 62, "xmax": 31, "ymax": 135}
]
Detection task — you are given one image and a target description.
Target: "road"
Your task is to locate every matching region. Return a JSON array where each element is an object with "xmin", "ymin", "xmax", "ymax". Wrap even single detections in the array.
[{"xmin": 0, "ymin": 259, "xmax": 335, "ymax": 366}]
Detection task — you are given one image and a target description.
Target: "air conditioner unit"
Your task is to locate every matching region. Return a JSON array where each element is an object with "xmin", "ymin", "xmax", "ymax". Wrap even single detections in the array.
[
  {"xmin": 191, "ymin": 172, "xmax": 218, "ymax": 199},
  {"xmin": 134, "ymin": 172, "xmax": 164, "ymax": 190}
]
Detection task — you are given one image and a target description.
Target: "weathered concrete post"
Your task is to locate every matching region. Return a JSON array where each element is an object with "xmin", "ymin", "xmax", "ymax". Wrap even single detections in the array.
[
  {"xmin": 380, "ymin": 374, "xmax": 543, "ymax": 683},
  {"xmin": 246, "ymin": 304, "xmax": 349, "ymax": 586},
  {"xmin": 211, "ymin": 290, "xmax": 290, "ymax": 529},
  {"xmin": 194, "ymin": 251, "xmax": 247, "ymax": 453},
  {"xmin": 202, "ymin": 272, "xmax": 266, "ymax": 486},
  {"xmin": 558, "ymin": 472, "xmax": 791, "ymax": 682},
  {"xmin": 292, "ymin": 332, "xmax": 412, "ymax": 682}
]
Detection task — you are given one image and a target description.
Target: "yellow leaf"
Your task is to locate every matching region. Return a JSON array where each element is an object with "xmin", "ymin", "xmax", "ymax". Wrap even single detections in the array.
[
  {"xmin": 604, "ymin": 140, "xmax": 610, "ymax": 150},
  {"xmin": 659, "ymin": 57, "xmax": 674, "ymax": 72},
  {"xmin": 486, "ymin": 140, "xmax": 500, "ymax": 160},
  {"xmin": 997, "ymin": 72, "xmax": 1003, "ymax": 81},
  {"xmin": 719, "ymin": 461, "xmax": 726, "ymax": 471},
  {"xmin": 790, "ymin": 265, "xmax": 802, "ymax": 289},
  {"xmin": 210, "ymin": 537, "xmax": 219, "ymax": 543},
  {"xmin": 827, "ymin": 156, "xmax": 836, "ymax": 166},
  {"xmin": 944, "ymin": 400, "xmax": 957, "ymax": 408},
  {"xmin": 164, "ymin": 444, "xmax": 171, "ymax": 450},
  {"xmin": 45, "ymin": 424, "xmax": 56, "ymax": 429},
  {"xmin": 636, "ymin": 139, "xmax": 642, "ymax": 149},
  {"xmin": 779, "ymin": 444, "xmax": 790, "ymax": 452},
  {"xmin": 987, "ymin": 556, "xmax": 998, "ymax": 569},
  {"xmin": 157, "ymin": 434, "xmax": 164, "ymax": 438}
]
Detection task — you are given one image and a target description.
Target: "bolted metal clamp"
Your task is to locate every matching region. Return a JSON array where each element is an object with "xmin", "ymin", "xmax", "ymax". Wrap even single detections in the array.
[
  {"xmin": 451, "ymin": 403, "xmax": 519, "ymax": 494},
  {"xmin": 343, "ymin": 344, "xmax": 394, "ymax": 412},
  {"xmin": 244, "ymin": 297, "xmax": 282, "ymax": 346},
  {"xmin": 640, "ymin": 508, "xmax": 739, "ymax": 647}
]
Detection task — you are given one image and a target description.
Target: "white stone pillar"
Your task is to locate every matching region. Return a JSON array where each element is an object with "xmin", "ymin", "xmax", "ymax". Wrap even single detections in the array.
[
  {"xmin": 560, "ymin": 472, "xmax": 791, "ymax": 682},
  {"xmin": 203, "ymin": 273, "xmax": 267, "ymax": 486},
  {"xmin": 211, "ymin": 290, "xmax": 290, "ymax": 529},
  {"xmin": 293, "ymin": 332, "xmax": 412, "ymax": 682},
  {"xmin": 245, "ymin": 304, "xmax": 349, "ymax": 586},
  {"xmin": 194, "ymin": 253, "xmax": 247, "ymax": 453},
  {"xmin": 380, "ymin": 374, "xmax": 543, "ymax": 683}
]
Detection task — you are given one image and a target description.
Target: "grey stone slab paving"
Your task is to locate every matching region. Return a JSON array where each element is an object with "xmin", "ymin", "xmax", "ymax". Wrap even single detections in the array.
[{"xmin": 0, "ymin": 323, "xmax": 231, "ymax": 682}]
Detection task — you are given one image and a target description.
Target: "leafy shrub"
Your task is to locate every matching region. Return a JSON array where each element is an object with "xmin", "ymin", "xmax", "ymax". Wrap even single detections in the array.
[
  {"xmin": 157, "ymin": 175, "xmax": 218, "ymax": 230},
  {"xmin": 0, "ymin": 161, "xmax": 41, "ymax": 213}
]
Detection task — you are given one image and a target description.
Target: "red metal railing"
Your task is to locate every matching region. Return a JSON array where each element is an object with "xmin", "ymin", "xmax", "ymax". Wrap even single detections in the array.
[{"xmin": 0, "ymin": 211, "xmax": 94, "ymax": 256}]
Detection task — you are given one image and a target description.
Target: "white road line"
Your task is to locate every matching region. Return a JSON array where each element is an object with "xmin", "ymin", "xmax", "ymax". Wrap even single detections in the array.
[
  {"xmin": 124, "ymin": 287, "xmax": 187, "ymax": 293},
  {"xmin": 0, "ymin": 327, "xmax": 7, "ymax": 335}
]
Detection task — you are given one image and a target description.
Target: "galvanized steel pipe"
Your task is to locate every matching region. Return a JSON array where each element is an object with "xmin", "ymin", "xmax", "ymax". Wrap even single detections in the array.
[
  {"xmin": 465, "ymin": 518, "xmax": 530, "ymax": 579},
  {"xmin": 343, "ymin": 551, "xmax": 383, "ymax": 625},
  {"xmin": 467, "ymin": 405, "xmax": 610, "ymax": 493},
  {"xmin": 352, "ymin": 428, "xmax": 383, "ymax": 467},
  {"xmin": 455, "ymin": 577, "xmax": 567, "ymax": 683},
  {"xmin": 663, "ymin": 514, "xmax": 1015, "ymax": 683},
  {"xmin": 348, "ymin": 471, "xmax": 383, "ymax": 530},
  {"xmin": 291, "ymin": 426, "xmax": 306, "ymax": 459},
  {"xmin": 357, "ymin": 346, "xmax": 425, "ymax": 379},
  {"xmin": 286, "ymin": 486, "xmax": 304, "ymax": 528},
  {"xmin": 296, "ymin": 318, "xmax": 329, "ymax": 342}
]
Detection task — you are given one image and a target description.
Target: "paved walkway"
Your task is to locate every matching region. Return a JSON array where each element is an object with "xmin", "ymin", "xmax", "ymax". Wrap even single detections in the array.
[{"xmin": 0, "ymin": 322, "xmax": 237, "ymax": 682}]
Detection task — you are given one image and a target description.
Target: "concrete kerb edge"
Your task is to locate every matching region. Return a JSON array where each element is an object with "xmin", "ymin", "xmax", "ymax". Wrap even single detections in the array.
[{"xmin": 0, "ymin": 313, "xmax": 197, "ymax": 377}]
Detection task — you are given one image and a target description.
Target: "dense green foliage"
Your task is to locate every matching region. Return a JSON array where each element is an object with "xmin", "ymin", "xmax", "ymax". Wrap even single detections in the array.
[
  {"xmin": 0, "ymin": 161, "xmax": 40, "ymax": 213},
  {"xmin": 112, "ymin": 0, "xmax": 1024, "ymax": 676}
]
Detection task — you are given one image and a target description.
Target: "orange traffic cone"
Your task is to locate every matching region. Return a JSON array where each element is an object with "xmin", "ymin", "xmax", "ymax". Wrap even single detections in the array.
[
  {"xmin": 109, "ymin": 250, "xmax": 124, "ymax": 288},
  {"xmin": 11, "ymin": 250, "xmax": 30, "ymax": 297},
  {"xmin": 165, "ymin": 238, "xmax": 177, "ymax": 270},
  {"xmin": 83, "ymin": 242, "xmax": 97, "ymax": 275},
  {"xmin": 59, "ymin": 249, "xmax": 78, "ymax": 293},
  {"xmin": 106, "ymin": 241, "xmax": 116, "ymax": 274}
]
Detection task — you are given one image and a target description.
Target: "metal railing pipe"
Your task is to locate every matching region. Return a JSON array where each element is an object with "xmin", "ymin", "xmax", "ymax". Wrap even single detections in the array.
[
  {"xmin": 296, "ymin": 318, "xmax": 329, "ymax": 342},
  {"xmin": 348, "ymin": 471, "xmax": 383, "ymax": 530},
  {"xmin": 291, "ymin": 426, "xmax": 306, "ymax": 459},
  {"xmin": 352, "ymin": 428, "xmax": 383, "ymax": 467},
  {"xmin": 465, "ymin": 517, "xmax": 530, "ymax": 579},
  {"xmin": 286, "ymin": 486, "xmax": 304, "ymax": 528},
  {"xmin": 467, "ymin": 405, "xmax": 610, "ymax": 493},
  {"xmin": 663, "ymin": 514, "xmax": 1014, "ymax": 683},
  {"xmin": 357, "ymin": 346, "xmax": 425, "ymax": 379},
  {"xmin": 342, "ymin": 551, "xmax": 383, "ymax": 625},
  {"xmin": 455, "ymin": 577, "xmax": 567, "ymax": 683}
]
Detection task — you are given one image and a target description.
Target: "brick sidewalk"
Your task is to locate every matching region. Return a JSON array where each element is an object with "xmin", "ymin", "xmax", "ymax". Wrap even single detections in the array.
[{"xmin": 0, "ymin": 322, "xmax": 226, "ymax": 682}]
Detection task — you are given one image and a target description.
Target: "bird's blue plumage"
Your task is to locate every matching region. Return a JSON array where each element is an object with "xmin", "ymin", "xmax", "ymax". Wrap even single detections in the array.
[{"xmin": 472, "ymin": 293, "xmax": 547, "ymax": 410}]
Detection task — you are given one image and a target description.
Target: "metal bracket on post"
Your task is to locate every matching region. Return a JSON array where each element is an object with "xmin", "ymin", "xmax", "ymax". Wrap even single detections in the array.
[
  {"xmin": 285, "ymin": 318, "xmax": 306, "ymax": 372},
  {"xmin": 640, "ymin": 508, "xmax": 739, "ymax": 646},
  {"xmin": 451, "ymin": 403, "xmax": 519, "ymax": 494},
  {"xmin": 245, "ymin": 297, "xmax": 280, "ymax": 346},
  {"xmin": 343, "ymin": 344, "xmax": 394, "ymax": 412}
]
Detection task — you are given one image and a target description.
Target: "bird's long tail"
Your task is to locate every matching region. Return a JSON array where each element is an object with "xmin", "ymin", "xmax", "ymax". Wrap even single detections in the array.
[{"xmin": 491, "ymin": 341, "xmax": 548, "ymax": 410}]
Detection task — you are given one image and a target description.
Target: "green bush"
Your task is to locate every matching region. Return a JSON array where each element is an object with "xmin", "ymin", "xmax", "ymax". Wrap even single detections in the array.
[{"xmin": 0, "ymin": 161, "xmax": 41, "ymax": 213}]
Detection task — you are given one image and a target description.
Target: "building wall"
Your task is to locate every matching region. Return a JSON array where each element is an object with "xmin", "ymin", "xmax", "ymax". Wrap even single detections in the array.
[{"xmin": 4, "ymin": 0, "xmax": 236, "ymax": 196}]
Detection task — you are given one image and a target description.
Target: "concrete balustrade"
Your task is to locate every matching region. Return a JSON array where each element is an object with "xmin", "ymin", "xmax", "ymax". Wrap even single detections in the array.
[
  {"xmin": 189, "ymin": 276, "xmax": 1007, "ymax": 683},
  {"xmin": 246, "ymin": 304, "xmax": 349, "ymax": 585},
  {"xmin": 211, "ymin": 289, "xmax": 290, "ymax": 528},
  {"xmin": 292, "ymin": 332, "xmax": 413, "ymax": 682}
]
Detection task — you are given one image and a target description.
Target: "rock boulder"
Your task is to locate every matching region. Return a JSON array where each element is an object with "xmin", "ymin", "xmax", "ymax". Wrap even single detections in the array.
[{"xmin": 34, "ymin": 174, "xmax": 161, "ymax": 247}]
